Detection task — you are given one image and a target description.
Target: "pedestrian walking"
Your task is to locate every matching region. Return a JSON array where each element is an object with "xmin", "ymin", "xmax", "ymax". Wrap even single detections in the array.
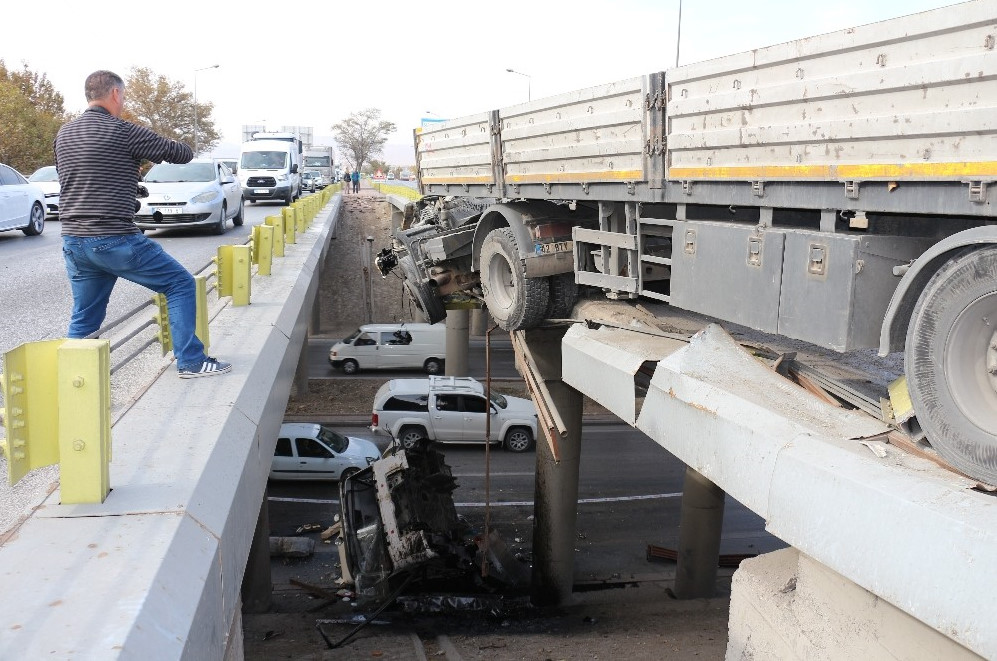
[
  {"xmin": 351, "ymin": 169, "xmax": 360, "ymax": 193},
  {"xmin": 55, "ymin": 70, "xmax": 231, "ymax": 378}
]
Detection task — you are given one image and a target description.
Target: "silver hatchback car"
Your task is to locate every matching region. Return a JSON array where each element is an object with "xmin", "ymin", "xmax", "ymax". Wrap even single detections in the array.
[{"xmin": 135, "ymin": 160, "xmax": 244, "ymax": 235}]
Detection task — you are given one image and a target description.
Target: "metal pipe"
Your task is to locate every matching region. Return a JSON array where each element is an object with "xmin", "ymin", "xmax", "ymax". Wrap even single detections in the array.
[{"xmin": 84, "ymin": 298, "xmax": 155, "ymax": 339}]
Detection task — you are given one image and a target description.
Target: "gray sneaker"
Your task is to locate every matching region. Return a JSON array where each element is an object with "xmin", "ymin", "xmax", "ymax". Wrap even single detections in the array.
[{"xmin": 178, "ymin": 357, "xmax": 232, "ymax": 378}]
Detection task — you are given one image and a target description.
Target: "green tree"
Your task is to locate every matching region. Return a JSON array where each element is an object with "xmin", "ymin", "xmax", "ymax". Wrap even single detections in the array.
[
  {"xmin": 0, "ymin": 60, "xmax": 65, "ymax": 117},
  {"xmin": 0, "ymin": 61, "xmax": 65, "ymax": 174},
  {"xmin": 123, "ymin": 67, "xmax": 220, "ymax": 154},
  {"xmin": 367, "ymin": 158, "xmax": 388, "ymax": 176},
  {"xmin": 333, "ymin": 109, "xmax": 396, "ymax": 174}
]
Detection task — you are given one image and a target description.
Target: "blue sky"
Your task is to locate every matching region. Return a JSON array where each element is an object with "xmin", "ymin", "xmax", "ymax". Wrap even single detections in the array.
[{"xmin": 0, "ymin": 0, "xmax": 960, "ymax": 164}]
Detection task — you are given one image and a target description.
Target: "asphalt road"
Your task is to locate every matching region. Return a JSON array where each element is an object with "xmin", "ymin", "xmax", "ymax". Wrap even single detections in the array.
[
  {"xmin": 0, "ymin": 199, "xmax": 287, "ymax": 356},
  {"xmin": 266, "ymin": 424, "xmax": 784, "ymax": 585},
  {"xmin": 0, "ymin": 197, "xmax": 292, "ymax": 537}
]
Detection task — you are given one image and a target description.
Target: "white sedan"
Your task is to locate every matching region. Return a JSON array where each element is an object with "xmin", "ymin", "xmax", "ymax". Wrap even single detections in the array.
[
  {"xmin": 0, "ymin": 162, "xmax": 45, "ymax": 236},
  {"xmin": 27, "ymin": 166, "xmax": 60, "ymax": 219},
  {"xmin": 135, "ymin": 160, "xmax": 244, "ymax": 235},
  {"xmin": 270, "ymin": 423, "xmax": 381, "ymax": 481}
]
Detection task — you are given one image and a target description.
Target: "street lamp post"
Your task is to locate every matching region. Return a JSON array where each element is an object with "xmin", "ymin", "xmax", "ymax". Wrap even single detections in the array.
[
  {"xmin": 193, "ymin": 64, "xmax": 220, "ymax": 155},
  {"xmin": 505, "ymin": 68, "xmax": 531, "ymax": 102}
]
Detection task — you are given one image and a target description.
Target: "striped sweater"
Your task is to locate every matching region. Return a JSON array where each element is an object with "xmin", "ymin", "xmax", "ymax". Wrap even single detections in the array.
[{"xmin": 54, "ymin": 105, "xmax": 193, "ymax": 236}]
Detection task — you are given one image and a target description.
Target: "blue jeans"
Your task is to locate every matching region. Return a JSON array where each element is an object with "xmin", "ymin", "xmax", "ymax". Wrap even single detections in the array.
[{"xmin": 62, "ymin": 234, "xmax": 207, "ymax": 370}]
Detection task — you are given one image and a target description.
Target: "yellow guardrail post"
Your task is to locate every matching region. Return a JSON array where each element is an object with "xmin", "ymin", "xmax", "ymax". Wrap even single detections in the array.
[
  {"xmin": 58, "ymin": 340, "xmax": 111, "ymax": 504},
  {"xmin": 253, "ymin": 224, "xmax": 274, "ymax": 275},
  {"xmin": 194, "ymin": 275, "xmax": 209, "ymax": 351},
  {"xmin": 0, "ymin": 341, "xmax": 62, "ymax": 485},
  {"xmin": 231, "ymin": 245, "xmax": 252, "ymax": 306},
  {"xmin": 151, "ymin": 293, "xmax": 173, "ymax": 356},
  {"xmin": 216, "ymin": 246, "xmax": 232, "ymax": 298},
  {"xmin": 1, "ymin": 340, "xmax": 112, "ymax": 503},
  {"xmin": 265, "ymin": 215, "xmax": 285, "ymax": 257},
  {"xmin": 282, "ymin": 207, "xmax": 297, "ymax": 245}
]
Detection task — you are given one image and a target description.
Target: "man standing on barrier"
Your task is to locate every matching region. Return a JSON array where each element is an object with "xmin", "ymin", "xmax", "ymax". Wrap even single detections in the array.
[{"xmin": 55, "ymin": 70, "xmax": 232, "ymax": 378}]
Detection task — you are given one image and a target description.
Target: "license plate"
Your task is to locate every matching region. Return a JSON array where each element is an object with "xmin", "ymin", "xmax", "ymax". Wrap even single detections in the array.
[
  {"xmin": 536, "ymin": 240, "xmax": 572, "ymax": 255},
  {"xmin": 156, "ymin": 207, "xmax": 183, "ymax": 215},
  {"xmin": 254, "ymin": 189, "xmax": 269, "ymax": 194}
]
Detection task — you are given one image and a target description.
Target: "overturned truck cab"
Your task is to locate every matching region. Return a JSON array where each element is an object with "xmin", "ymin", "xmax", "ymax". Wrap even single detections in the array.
[{"xmin": 376, "ymin": 195, "xmax": 590, "ymax": 330}]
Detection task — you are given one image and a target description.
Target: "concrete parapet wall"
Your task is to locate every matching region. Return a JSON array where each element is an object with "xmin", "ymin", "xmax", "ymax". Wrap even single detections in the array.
[
  {"xmin": 0, "ymin": 196, "xmax": 341, "ymax": 659},
  {"xmin": 727, "ymin": 548, "xmax": 983, "ymax": 660}
]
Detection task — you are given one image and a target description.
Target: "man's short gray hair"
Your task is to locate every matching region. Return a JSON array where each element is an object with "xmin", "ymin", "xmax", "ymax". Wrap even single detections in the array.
[{"xmin": 84, "ymin": 70, "xmax": 124, "ymax": 102}]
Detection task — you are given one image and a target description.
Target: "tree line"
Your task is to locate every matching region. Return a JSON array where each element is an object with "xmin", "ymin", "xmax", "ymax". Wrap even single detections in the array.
[
  {"xmin": 0, "ymin": 62, "xmax": 220, "ymax": 175},
  {"xmin": 2, "ymin": 60, "xmax": 402, "ymax": 180}
]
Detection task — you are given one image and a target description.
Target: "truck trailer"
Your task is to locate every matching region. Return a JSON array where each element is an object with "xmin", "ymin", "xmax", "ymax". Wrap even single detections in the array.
[
  {"xmin": 377, "ymin": 0, "xmax": 997, "ymax": 484},
  {"xmin": 303, "ymin": 145, "xmax": 335, "ymax": 186}
]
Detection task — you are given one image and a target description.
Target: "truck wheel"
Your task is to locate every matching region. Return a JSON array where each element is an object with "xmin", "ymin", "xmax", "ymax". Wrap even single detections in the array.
[
  {"xmin": 503, "ymin": 427, "xmax": 535, "ymax": 453},
  {"xmin": 398, "ymin": 426, "xmax": 428, "ymax": 450},
  {"xmin": 480, "ymin": 227, "xmax": 550, "ymax": 331},
  {"xmin": 906, "ymin": 246, "xmax": 997, "ymax": 484},
  {"xmin": 545, "ymin": 272, "xmax": 579, "ymax": 319},
  {"xmin": 341, "ymin": 359, "xmax": 359, "ymax": 375},
  {"xmin": 423, "ymin": 358, "xmax": 443, "ymax": 374}
]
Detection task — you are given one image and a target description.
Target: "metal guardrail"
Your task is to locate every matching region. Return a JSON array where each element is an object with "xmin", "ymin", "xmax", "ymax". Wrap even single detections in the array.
[
  {"xmin": 0, "ymin": 190, "xmax": 342, "ymax": 659},
  {"xmin": 0, "ymin": 188, "xmax": 336, "ymax": 503}
]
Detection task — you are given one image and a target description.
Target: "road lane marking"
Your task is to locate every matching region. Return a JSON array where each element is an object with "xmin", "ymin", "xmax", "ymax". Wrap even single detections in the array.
[{"xmin": 269, "ymin": 492, "xmax": 683, "ymax": 507}]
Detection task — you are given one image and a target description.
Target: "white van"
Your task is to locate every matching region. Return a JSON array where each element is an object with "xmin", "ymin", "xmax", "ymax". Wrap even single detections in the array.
[
  {"xmin": 238, "ymin": 133, "xmax": 302, "ymax": 204},
  {"xmin": 329, "ymin": 323, "xmax": 446, "ymax": 375}
]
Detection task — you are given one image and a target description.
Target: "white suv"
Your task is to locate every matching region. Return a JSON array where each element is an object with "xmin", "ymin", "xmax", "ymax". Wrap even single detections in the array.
[{"xmin": 371, "ymin": 376, "xmax": 538, "ymax": 452}]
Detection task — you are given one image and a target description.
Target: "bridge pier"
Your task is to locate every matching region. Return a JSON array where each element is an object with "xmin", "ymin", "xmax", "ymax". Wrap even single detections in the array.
[
  {"xmin": 520, "ymin": 326, "xmax": 583, "ymax": 607},
  {"xmin": 673, "ymin": 466, "xmax": 725, "ymax": 599},
  {"xmin": 444, "ymin": 309, "xmax": 470, "ymax": 376},
  {"xmin": 241, "ymin": 488, "xmax": 272, "ymax": 613}
]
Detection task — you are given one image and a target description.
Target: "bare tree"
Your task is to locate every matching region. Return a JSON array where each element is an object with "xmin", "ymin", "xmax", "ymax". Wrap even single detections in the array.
[{"xmin": 333, "ymin": 109, "xmax": 396, "ymax": 173}]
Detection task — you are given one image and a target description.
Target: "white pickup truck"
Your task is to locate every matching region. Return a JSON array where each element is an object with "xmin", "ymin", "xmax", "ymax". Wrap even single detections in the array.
[{"xmin": 370, "ymin": 376, "xmax": 538, "ymax": 452}]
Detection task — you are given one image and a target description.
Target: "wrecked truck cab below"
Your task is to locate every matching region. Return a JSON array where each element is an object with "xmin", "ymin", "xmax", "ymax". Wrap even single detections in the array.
[{"xmin": 340, "ymin": 447, "xmax": 466, "ymax": 599}]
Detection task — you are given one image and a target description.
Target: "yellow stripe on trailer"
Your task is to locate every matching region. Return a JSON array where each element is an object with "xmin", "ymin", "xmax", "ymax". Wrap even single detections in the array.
[
  {"xmin": 668, "ymin": 161, "xmax": 997, "ymax": 181},
  {"xmin": 507, "ymin": 170, "xmax": 644, "ymax": 184},
  {"xmin": 422, "ymin": 175, "xmax": 494, "ymax": 185}
]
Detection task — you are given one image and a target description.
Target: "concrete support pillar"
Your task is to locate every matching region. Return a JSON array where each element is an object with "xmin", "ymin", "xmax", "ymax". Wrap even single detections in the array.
[
  {"xmin": 294, "ymin": 331, "xmax": 310, "ymax": 395},
  {"xmin": 674, "ymin": 466, "xmax": 726, "ymax": 599},
  {"xmin": 241, "ymin": 489, "xmax": 272, "ymax": 613},
  {"xmin": 309, "ymin": 291, "xmax": 321, "ymax": 335},
  {"xmin": 470, "ymin": 308, "xmax": 488, "ymax": 336},
  {"xmin": 444, "ymin": 309, "xmax": 470, "ymax": 376},
  {"xmin": 522, "ymin": 327, "xmax": 583, "ymax": 607}
]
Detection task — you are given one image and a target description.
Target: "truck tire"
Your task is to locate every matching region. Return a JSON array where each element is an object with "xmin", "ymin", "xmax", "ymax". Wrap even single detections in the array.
[
  {"xmin": 905, "ymin": 246, "xmax": 997, "ymax": 484},
  {"xmin": 503, "ymin": 427, "xmax": 535, "ymax": 453},
  {"xmin": 423, "ymin": 357, "xmax": 443, "ymax": 374},
  {"xmin": 340, "ymin": 359, "xmax": 359, "ymax": 375},
  {"xmin": 398, "ymin": 426, "xmax": 428, "ymax": 450},
  {"xmin": 480, "ymin": 227, "xmax": 550, "ymax": 331},
  {"xmin": 545, "ymin": 272, "xmax": 579, "ymax": 319}
]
